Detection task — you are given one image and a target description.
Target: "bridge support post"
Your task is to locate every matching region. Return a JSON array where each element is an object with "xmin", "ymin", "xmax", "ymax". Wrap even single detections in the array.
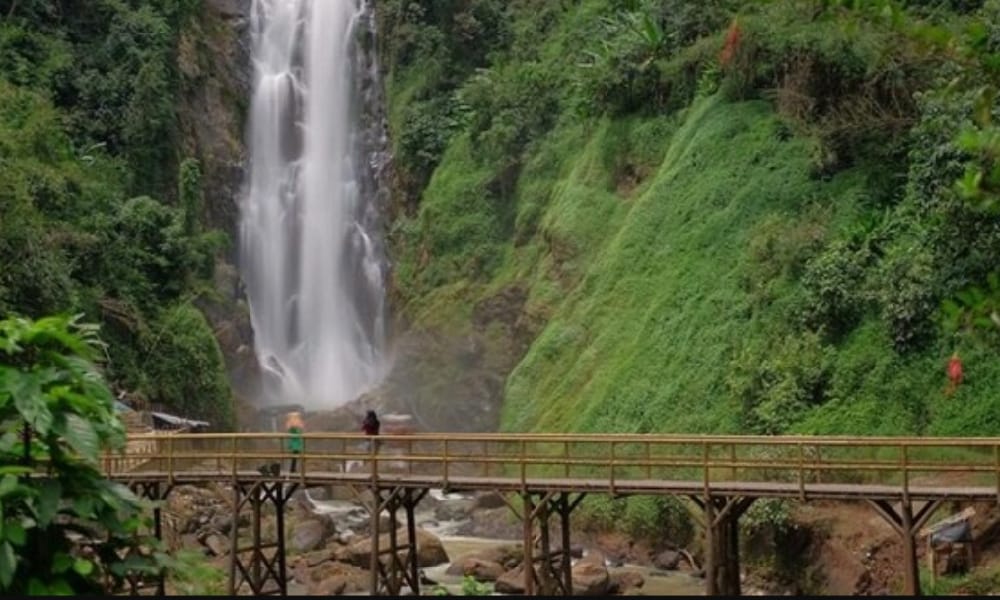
[
  {"xmin": 505, "ymin": 492, "xmax": 586, "ymax": 596},
  {"xmin": 690, "ymin": 495, "xmax": 754, "ymax": 596},
  {"xmin": 228, "ymin": 480, "xmax": 296, "ymax": 596},
  {"xmin": 366, "ymin": 487, "xmax": 428, "ymax": 596},
  {"xmin": 124, "ymin": 480, "xmax": 172, "ymax": 596},
  {"xmin": 867, "ymin": 498, "xmax": 943, "ymax": 596}
]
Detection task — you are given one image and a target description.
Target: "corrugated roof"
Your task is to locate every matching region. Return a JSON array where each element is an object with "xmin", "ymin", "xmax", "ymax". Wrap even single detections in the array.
[{"xmin": 151, "ymin": 411, "xmax": 210, "ymax": 429}]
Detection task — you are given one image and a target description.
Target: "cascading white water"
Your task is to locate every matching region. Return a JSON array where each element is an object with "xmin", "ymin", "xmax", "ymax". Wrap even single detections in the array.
[{"xmin": 240, "ymin": 0, "xmax": 387, "ymax": 409}]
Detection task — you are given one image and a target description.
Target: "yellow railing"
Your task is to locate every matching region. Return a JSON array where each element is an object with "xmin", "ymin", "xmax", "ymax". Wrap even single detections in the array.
[{"xmin": 100, "ymin": 433, "xmax": 1000, "ymax": 499}]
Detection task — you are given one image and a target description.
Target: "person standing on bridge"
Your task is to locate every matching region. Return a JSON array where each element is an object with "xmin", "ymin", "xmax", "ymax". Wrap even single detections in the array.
[
  {"xmin": 285, "ymin": 411, "xmax": 304, "ymax": 474},
  {"xmin": 361, "ymin": 409, "xmax": 380, "ymax": 453}
]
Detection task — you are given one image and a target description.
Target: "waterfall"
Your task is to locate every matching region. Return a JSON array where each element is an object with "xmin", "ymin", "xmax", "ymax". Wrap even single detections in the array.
[{"xmin": 240, "ymin": 0, "xmax": 388, "ymax": 410}]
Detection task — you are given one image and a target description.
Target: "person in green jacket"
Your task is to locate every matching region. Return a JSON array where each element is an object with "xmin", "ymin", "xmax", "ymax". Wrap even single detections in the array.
[{"xmin": 285, "ymin": 412, "xmax": 304, "ymax": 473}]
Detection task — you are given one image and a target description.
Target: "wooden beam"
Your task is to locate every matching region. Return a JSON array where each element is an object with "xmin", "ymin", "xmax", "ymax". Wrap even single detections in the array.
[{"xmin": 867, "ymin": 499, "xmax": 904, "ymax": 536}]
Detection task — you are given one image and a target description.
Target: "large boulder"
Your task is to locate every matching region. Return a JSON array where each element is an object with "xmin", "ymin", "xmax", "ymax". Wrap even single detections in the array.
[
  {"xmin": 445, "ymin": 556, "xmax": 506, "ymax": 582},
  {"xmin": 202, "ymin": 533, "xmax": 228, "ymax": 557},
  {"xmin": 572, "ymin": 550, "xmax": 611, "ymax": 596},
  {"xmin": 291, "ymin": 518, "xmax": 334, "ymax": 554},
  {"xmin": 345, "ymin": 527, "xmax": 449, "ymax": 568},
  {"xmin": 609, "ymin": 571, "xmax": 645, "ymax": 595},
  {"xmin": 653, "ymin": 549, "xmax": 681, "ymax": 571},
  {"xmin": 473, "ymin": 491, "xmax": 508, "ymax": 510},
  {"xmin": 304, "ymin": 562, "xmax": 368, "ymax": 595},
  {"xmin": 494, "ymin": 565, "xmax": 526, "ymax": 594},
  {"xmin": 448, "ymin": 544, "xmax": 522, "ymax": 571}
]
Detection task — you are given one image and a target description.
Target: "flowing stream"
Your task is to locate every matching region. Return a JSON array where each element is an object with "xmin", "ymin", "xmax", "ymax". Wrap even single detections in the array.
[{"xmin": 240, "ymin": 0, "xmax": 388, "ymax": 410}]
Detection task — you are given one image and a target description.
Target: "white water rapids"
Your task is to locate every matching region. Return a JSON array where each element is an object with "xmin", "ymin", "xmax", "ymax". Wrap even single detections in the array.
[{"xmin": 240, "ymin": 0, "xmax": 387, "ymax": 410}]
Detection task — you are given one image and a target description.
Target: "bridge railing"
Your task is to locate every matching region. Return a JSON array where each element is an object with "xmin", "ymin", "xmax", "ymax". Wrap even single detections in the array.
[{"xmin": 102, "ymin": 433, "xmax": 1000, "ymax": 498}]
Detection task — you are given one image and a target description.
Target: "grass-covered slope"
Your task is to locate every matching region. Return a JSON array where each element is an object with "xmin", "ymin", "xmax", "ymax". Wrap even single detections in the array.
[
  {"xmin": 505, "ymin": 97, "xmax": 859, "ymax": 433},
  {"xmin": 377, "ymin": 0, "xmax": 1000, "ymax": 436},
  {"xmin": 503, "ymin": 95, "xmax": 1000, "ymax": 435}
]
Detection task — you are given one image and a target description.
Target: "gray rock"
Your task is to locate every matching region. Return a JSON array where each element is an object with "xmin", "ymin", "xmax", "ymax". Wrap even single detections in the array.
[
  {"xmin": 210, "ymin": 513, "xmax": 234, "ymax": 534},
  {"xmin": 204, "ymin": 533, "xmax": 228, "ymax": 557},
  {"xmin": 445, "ymin": 557, "xmax": 505, "ymax": 582},
  {"xmin": 654, "ymin": 550, "xmax": 681, "ymax": 571},
  {"xmin": 292, "ymin": 519, "xmax": 333, "ymax": 554},
  {"xmin": 494, "ymin": 565, "xmax": 526, "ymax": 594},
  {"xmin": 472, "ymin": 491, "xmax": 507, "ymax": 510}
]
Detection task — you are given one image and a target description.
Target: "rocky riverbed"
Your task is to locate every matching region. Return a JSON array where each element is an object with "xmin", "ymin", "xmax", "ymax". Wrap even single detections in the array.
[{"xmin": 161, "ymin": 483, "xmax": 710, "ymax": 595}]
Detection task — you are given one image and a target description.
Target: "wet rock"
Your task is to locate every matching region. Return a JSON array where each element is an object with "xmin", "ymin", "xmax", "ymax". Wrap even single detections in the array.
[{"xmin": 653, "ymin": 550, "xmax": 681, "ymax": 571}]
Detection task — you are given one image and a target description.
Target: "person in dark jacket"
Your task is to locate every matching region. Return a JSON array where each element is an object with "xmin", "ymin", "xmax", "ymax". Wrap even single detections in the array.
[{"xmin": 361, "ymin": 410, "xmax": 380, "ymax": 453}]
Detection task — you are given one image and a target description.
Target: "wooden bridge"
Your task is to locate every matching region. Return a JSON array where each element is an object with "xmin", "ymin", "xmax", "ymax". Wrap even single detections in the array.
[{"xmin": 103, "ymin": 432, "xmax": 1000, "ymax": 596}]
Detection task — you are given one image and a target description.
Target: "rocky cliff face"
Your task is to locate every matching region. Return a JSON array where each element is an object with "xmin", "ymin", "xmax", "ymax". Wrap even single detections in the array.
[{"xmin": 176, "ymin": 0, "xmax": 260, "ymax": 417}]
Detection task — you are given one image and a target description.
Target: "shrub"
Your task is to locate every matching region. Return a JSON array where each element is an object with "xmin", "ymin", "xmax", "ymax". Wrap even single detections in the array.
[{"xmin": 141, "ymin": 303, "xmax": 233, "ymax": 430}]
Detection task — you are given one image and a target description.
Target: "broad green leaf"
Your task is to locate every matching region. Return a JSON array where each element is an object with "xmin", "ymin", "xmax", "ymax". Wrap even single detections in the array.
[
  {"xmin": 62, "ymin": 414, "xmax": 100, "ymax": 462},
  {"xmin": 51, "ymin": 553, "xmax": 72, "ymax": 574},
  {"xmin": 35, "ymin": 480, "xmax": 61, "ymax": 527},
  {"xmin": 50, "ymin": 578, "xmax": 73, "ymax": 595},
  {"xmin": 73, "ymin": 496, "xmax": 95, "ymax": 520},
  {"xmin": 4, "ymin": 521, "xmax": 24, "ymax": 547},
  {"xmin": 0, "ymin": 466, "xmax": 30, "ymax": 477},
  {"xmin": 73, "ymin": 558, "xmax": 94, "ymax": 577},
  {"xmin": 27, "ymin": 577, "xmax": 47, "ymax": 595},
  {"xmin": 0, "ymin": 476, "xmax": 16, "ymax": 498},
  {"xmin": 0, "ymin": 541, "xmax": 15, "ymax": 589},
  {"xmin": 14, "ymin": 390, "xmax": 53, "ymax": 437},
  {"xmin": 105, "ymin": 481, "xmax": 140, "ymax": 505}
]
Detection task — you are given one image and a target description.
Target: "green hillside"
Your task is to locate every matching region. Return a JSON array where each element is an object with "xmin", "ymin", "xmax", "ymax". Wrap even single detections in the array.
[{"xmin": 378, "ymin": 0, "xmax": 1000, "ymax": 436}]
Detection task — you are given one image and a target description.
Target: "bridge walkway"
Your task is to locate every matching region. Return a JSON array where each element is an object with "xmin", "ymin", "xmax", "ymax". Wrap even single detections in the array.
[{"xmin": 103, "ymin": 432, "xmax": 1000, "ymax": 596}]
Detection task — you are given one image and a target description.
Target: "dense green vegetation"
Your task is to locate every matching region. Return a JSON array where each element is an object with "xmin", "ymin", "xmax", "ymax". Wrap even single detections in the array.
[
  {"xmin": 378, "ymin": 0, "xmax": 1000, "ymax": 440},
  {"xmin": 0, "ymin": 0, "xmax": 232, "ymax": 427},
  {"xmin": 0, "ymin": 315, "xmax": 168, "ymax": 594},
  {"xmin": 0, "ymin": 314, "xmax": 225, "ymax": 594}
]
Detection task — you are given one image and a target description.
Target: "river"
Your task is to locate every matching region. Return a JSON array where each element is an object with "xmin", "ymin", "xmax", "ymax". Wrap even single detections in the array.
[{"xmin": 304, "ymin": 489, "xmax": 706, "ymax": 596}]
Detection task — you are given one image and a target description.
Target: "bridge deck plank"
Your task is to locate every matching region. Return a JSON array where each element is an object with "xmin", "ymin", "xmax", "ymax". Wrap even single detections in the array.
[{"xmin": 111, "ymin": 470, "xmax": 995, "ymax": 501}]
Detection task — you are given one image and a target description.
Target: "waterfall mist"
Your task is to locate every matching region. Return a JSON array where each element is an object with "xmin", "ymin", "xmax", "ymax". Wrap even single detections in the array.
[{"xmin": 240, "ymin": 0, "xmax": 388, "ymax": 410}]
